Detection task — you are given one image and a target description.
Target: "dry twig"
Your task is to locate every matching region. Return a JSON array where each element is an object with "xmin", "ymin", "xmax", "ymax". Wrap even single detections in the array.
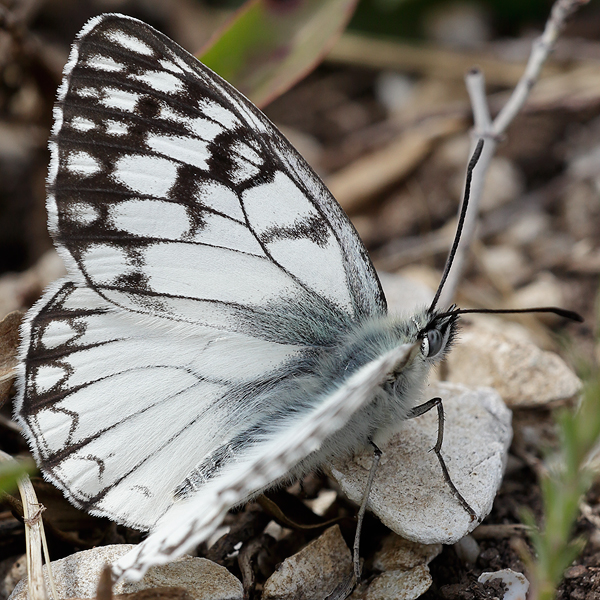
[{"xmin": 437, "ymin": 0, "xmax": 591, "ymax": 307}]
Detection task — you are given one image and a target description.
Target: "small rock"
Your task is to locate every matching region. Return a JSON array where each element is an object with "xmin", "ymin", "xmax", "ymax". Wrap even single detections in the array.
[
  {"xmin": 372, "ymin": 535, "xmax": 441, "ymax": 572},
  {"xmin": 564, "ymin": 565, "xmax": 587, "ymax": 579},
  {"xmin": 478, "ymin": 569, "xmax": 529, "ymax": 600},
  {"xmin": 453, "ymin": 535, "xmax": 480, "ymax": 565},
  {"xmin": 436, "ymin": 135, "xmax": 470, "ymax": 170},
  {"xmin": 304, "ymin": 489, "xmax": 337, "ymax": 516},
  {"xmin": 500, "ymin": 209, "xmax": 551, "ymax": 246},
  {"xmin": 329, "ymin": 382, "xmax": 512, "ymax": 545},
  {"xmin": 366, "ymin": 565, "xmax": 432, "ymax": 600},
  {"xmin": 562, "ymin": 181, "xmax": 600, "ymax": 240},
  {"xmin": 446, "ymin": 325, "xmax": 582, "ymax": 407},
  {"xmin": 460, "ymin": 315, "xmax": 536, "ymax": 345},
  {"xmin": 375, "ymin": 72, "xmax": 416, "ymax": 114},
  {"xmin": 478, "ymin": 157, "xmax": 524, "ymax": 212},
  {"xmin": 0, "ymin": 555, "xmax": 26, "ymax": 600},
  {"xmin": 530, "ymin": 233, "xmax": 574, "ymax": 270},
  {"xmin": 115, "ymin": 588, "xmax": 193, "ymax": 600},
  {"xmin": 262, "ymin": 525, "xmax": 352, "ymax": 600},
  {"xmin": 125, "ymin": 556, "xmax": 242, "ymax": 600},
  {"xmin": 448, "ymin": 154, "xmax": 524, "ymax": 212},
  {"xmin": 568, "ymin": 141, "xmax": 600, "ymax": 181},
  {"xmin": 9, "ymin": 545, "xmax": 242, "ymax": 600}
]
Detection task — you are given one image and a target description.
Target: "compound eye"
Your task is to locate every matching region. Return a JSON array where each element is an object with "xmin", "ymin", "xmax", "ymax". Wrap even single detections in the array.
[{"xmin": 422, "ymin": 329, "xmax": 443, "ymax": 358}]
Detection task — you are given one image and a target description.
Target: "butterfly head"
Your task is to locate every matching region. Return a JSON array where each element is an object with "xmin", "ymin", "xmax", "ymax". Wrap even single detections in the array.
[
  {"xmin": 367, "ymin": 306, "xmax": 460, "ymax": 394},
  {"xmin": 418, "ymin": 305, "xmax": 459, "ymax": 362}
]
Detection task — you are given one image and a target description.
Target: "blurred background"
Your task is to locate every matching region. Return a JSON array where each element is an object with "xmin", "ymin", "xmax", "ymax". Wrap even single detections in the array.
[
  {"xmin": 1, "ymin": 2, "xmax": 600, "ymax": 598},
  {"xmin": 0, "ymin": 0, "xmax": 598, "ymax": 354}
]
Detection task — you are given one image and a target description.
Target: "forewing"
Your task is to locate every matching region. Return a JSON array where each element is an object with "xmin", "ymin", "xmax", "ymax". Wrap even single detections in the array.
[
  {"xmin": 15, "ymin": 280, "xmax": 305, "ymax": 529},
  {"xmin": 113, "ymin": 341, "xmax": 416, "ymax": 581},
  {"xmin": 49, "ymin": 13, "xmax": 385, "ymax": 334}
]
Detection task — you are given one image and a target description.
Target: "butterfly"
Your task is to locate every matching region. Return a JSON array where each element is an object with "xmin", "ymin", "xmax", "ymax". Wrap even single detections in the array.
[{"xmin": 13, "ymin": 12, "xmax": 580, "ymax": 585}]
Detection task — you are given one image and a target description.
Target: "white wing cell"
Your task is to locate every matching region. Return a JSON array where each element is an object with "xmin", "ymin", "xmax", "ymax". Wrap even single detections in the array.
[
  {"xmin": 43, "ymin": 13, "xmax": 384, "ymax": 326},
  {"xmin": 17, "ymin": 280, "xmax": 307, "ymax": 529}
]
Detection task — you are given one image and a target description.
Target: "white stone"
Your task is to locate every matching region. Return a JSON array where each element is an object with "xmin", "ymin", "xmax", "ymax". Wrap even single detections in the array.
[
  {"xmin": 445, "ymin": 324, "xmax": 582, "ymax": 407},
  {"xmin": 479, "ymin": 245, "xmax": 530, "ymax": 287},
  {"xmin": 375, "ymin": 72, "xmax": 416, "ymax": 114},
  {"xmin": 478, "ymin": 157, "xmax": 524, "ymax": 212},
  {"xmin": 365, "ymin": 565, "xmax": 432, "ymax": 600},
  {"xmin": 9, "ymin": 545, "xmax": 242, "ymax": 600},
  {"xmin": 453, "ymin": 534, "xmax": 480, "ymax": 564},
  {"xmin": 329, "ymin": 382, "xmax": 512, "ymax": 545},
  {"xmin": 499, "ymin": 209, "xmax": 550, "ymax": 246},
  {"xmin": 478, "ymin": 569, "xmax": 529, "ymax": 600},
  {"xmin": 459, "ymin": 315, "xmax": 536, "ymax": 345},
  {"xmin": 305, "ymin": 489, "xmax": 338, "ymax": 517},
  {"xmin": 509, "ymin": 272, "xmax": 565, "ymax": 323},
  {"xmin": 262, "ymin": 525, "xmax": 352, "ymax": 600}
]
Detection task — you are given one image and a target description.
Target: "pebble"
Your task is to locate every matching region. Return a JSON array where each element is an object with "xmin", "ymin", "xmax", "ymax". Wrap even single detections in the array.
[
  {"xmin": 0, "ymin": 555, "xmax": 26, "ymax": 600},
  {"xmin": 423, "ymin": 2, "xmax": 491, "ymax": 47},
  {"xmin": 509, "ymin": 272, "xmax": 565, "ymax": 322},
  {"xmin": 564, "ymin": 565, "xmax": 587, "ymax": 579},
  {"xmin": 9, "ymin": 545, "xmax": 242, "ymax": 600},
  {"xmin": 262, "ymin": 525, "xmax": 352, "ymax": 600},
  {"xmin": 378, "ymin": 271, "xmax": 434, "ymax": 315},
  {"xmin": 453, "ymin": 535, "xmax": 480, "ymax": 565},
  {"xmin": 477, "ymin": 157, "xmax": 524, "ymax": 213},
  {"xmin": 372, "ymin": 535, "xmax": 441, "ymax": 572},
  {"xmin": 329, "ymin": 382, "xmax": 512, "ymax": 545},
  {"xmin": 365, "ymin": 565, "xmax": 432, "ymax": 600},
  {"xmin": 445, "ymin": 324, "xmax": 582, "ymax": 407},
  {"xmin": 478, "ymin": 569, "xmax": 529, "ymax": 600},
  {"xmin": 480, "ymin": 245, "xmax": 530, "ymax": 287}
]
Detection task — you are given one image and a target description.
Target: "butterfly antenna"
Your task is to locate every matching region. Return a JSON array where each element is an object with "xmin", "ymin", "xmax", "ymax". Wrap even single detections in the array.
[
  {"xmin": 429, "ymin": 139, "xmax": 484, "ymax": 313},
  {"xmin": 450, "ymin": 306, "xmax": 584, "ymax": 322}
]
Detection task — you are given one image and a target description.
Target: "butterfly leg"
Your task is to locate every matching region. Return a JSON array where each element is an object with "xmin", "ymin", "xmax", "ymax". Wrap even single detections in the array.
[
  {"xmin": 408, "ymin": 398, "xmax": 478, "ymax": 521},
  {"xmin": 327, "ymin": 441, "xmax": 382, "ymax": 600},
  {"xmin": 353, "ymin": 440, "xmax": 382, "ymax": 581}
]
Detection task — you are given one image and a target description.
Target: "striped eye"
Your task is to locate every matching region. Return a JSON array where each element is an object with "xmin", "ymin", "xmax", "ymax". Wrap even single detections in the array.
[{"xmin": 421, "ymin": 329, "xmax": 443, "ymax": 358}]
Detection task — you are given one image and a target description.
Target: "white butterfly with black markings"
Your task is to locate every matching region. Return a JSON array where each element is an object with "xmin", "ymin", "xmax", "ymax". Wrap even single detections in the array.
[{"xmin": 13, "ymin": 13, "xmax": 579, "ymax": 585}]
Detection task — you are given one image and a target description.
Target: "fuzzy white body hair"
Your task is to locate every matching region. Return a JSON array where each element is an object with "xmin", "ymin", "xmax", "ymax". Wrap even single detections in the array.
[{"xmin": 285, "ymin": 310, "xmax": 438, "ymax": 476}]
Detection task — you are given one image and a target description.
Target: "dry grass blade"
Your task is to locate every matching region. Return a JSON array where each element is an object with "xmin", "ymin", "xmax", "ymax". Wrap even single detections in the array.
[
  {"xmin": 0, "ymin": 450, "xmax": 56, "ymax": 600},
  {"xmin": 327, "ymin": 33, "xmax": 562, "ymax": 86}
]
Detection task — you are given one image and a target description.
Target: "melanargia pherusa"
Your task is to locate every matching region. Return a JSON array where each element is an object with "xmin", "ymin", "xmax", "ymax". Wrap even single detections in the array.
[{"xmin": 14, "ymin": 12, "xmax": 580, "ymax": 585}]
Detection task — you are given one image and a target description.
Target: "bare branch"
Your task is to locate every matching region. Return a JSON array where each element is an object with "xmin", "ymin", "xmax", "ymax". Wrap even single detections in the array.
[
  {"xmin": 494, "ymin": 0, "xmax": 590, "ymax": 136},
  {"xmin": 437, "ymin": 0, "xmax": 590, "ymax": 307}
]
